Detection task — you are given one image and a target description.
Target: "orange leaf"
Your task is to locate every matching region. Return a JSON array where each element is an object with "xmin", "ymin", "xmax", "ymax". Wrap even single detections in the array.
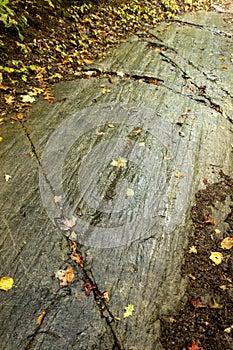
[
  {"xmin": 36, "ymin": 311, "xmax": 46, "ymax": 325},
  {"xmin": 0, "ymin": 84, "xmax": 9, "ymax": 91},
  {"xmin": 17, "ymin": 113, "xmax": 23, "ymax": 120},
  {"xmin": 188, "ymin": 340, "xmax": 203, "ymax": 350},
  {"xmin": 64, "ymin": 266, "xmax": 74, "ymax": 283}
]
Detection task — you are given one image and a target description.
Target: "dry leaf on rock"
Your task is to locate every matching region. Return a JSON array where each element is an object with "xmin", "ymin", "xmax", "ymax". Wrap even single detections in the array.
[
  {"xmin": 123, "ymin": 304, "xmax": 134, "ymax": 318},
  {"xmin": 0, "ymin": 276, "xmax": 14, "ymax": 291},
  {"xmin": 209, "ymin": 252, "xmax": 223, "ymax": 265},
  {"xmin": 221, "ymin": 237, "xmax": 233, "ymax": 250},
  {"xmin": 64, "ymin": 266, "xmax": 74, "ymax": 283},
  {"xmin": 36, "ymin": 311, "xmax": 46, "ymax": 325},
  {"xmin": 4, "ymin": 174, "xmax": 12, "ymax": 182},
  {"xmin": 57, "ymin": 216, "xmax": 77, "ymax": 231},
  {"xmin": 174, "ymin": 172, "xmax": 186, "ymax": 178},
  {"xmin": 84, "ymin": 279, "xmax": 97, "ymax": 296},
  {"xmin": 126, "ymin": 188, "xmax": 134, "ymax": 197},
  {"xmin": 55, "ymin": 266, "xmax": 74, "ymax": 286},
  {"xmin": 111, "ymin": 157, "xmax": 127, "ymax": 168}
]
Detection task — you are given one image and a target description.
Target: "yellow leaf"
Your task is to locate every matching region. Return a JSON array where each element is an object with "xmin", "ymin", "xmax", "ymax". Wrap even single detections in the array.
[
  {"xmin": 123, "ymin": 304, "xmax": 134, "ymax": 318},
  {"xmin": 132, "ymin": 128, "xmax": 142, "ymax": 135},
  {"xmin": 209, "ymin": 252, "xmax": 223, "ymax": 265},
  {"xmin": 108, "ymin": 124, "xmax": 115, "ymax": 128},
  {"xmin": 126, "ymin": 188, "xmax": 134, "ymax": 197},
  {"xmin": 215, "ymin": 229, "xmax": 221, "ymax": 234},
  {"xmin": 0, "ymin": 137, "xmax": 3, "ymax": 142},
  {"xmin": 0, "ymin": 277, "xmax": 14, "ymax": 291},
  {"xmin": 174, "ymin": 172, "xmax": 186, "ymax": 179},
  {"xmin": 221, "ymin": 237, "xmax": 233, "ymax": 250},
  {"xmin": 209, "ymin": 297, "xmax": 223, "ymax": 309},
  {"xmin": 111, "ymin": 157, "xmax": 127, "ymax": 168}
]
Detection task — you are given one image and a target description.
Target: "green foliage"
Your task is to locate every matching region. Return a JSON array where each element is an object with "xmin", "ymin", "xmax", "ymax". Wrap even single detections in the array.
[
  {"xmin": 0, "ymin": 0, "xmax": 26, "ymax": 40},
  {"xmin": 0, "ymin": 0, "xmax": 16, "ymax": 27}
]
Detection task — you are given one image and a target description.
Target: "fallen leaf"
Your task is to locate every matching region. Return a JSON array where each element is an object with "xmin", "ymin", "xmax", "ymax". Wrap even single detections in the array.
[
  {"xmin": 221, "ymin": 237, "xmax": 233, "ymax": 250},
  {"xmin": 57, "ymin": 216, "xmax": 77, "ymax": 231},
  {"xmin": 102, "ymin": 291, "xmax": 110, "ymax": 303},
  {"xmin": 116, "ymin": 71, "xmax": 124, "ymax": 77},
  {"xmin": 54, "ymin": 195, "xmax": 62, "ymax": 203},
  {"xmin": 209, "ymin": 252, "xmax": 223, "ymax": 265},
  {"xmin": 0, "ymin": 84, "xmax": 9, "ymax": 90},
  {"xmin": 97, "ymin": 131, "xmax": 105, "ymax": 136},
  {"xmin": 17, "ymin": 113, "xmax": 23, "ymax": 120},
  {"xmin": 84, "ymin": 279, "xmax": 97, "ymax": 296},
  {"xmin": 0, "ymin": 276, "xmax": 14, "ymax": 291},
  {"xmin": 189, "ymin": 246, "xmax": 197, "ymax": 254},
  {"xmin": 220, "ymin": 285, "xmax": 227, "ymax": 290},
  {"xmin": 102, "ymin": 88, "xmax": 111, "ymax": 94},
  {"xmin": 203, "ymin": 178, "xmax": 209, "ymax": 185},
  {"xmin": 204, "ymin": 218, "xmax": 217, "ymax": 225},
  {"xmin": 132, "ymin": 127, "xmax": 142, "ymax": 135},
  {"xmin": 54, "ymin": 269, "xmax": 67, "ymax": 286},
  {"xmin": 0, "ymin": 137, "xmax": 3, "ymax": 142},
  {"xmin": 224, "ymin": 325, "xmax": 233, "ymax": 333},
  {"xmin": 55, "ymin": 266, "xmax": 74, "ymax": 286},
  {"xmin": 209, "ymin": 297, "xmax": 223, "ymax": 309},
  {"xmin": 108, "ymin": 77, "xmax": 115, "ymax": 84},
  {"xmin": 36, "ymin": 311, "xmax": 46, "ymax": 325},
  {"xmin": 64, "ymin": 266, "xmax": 74, "ymax": 283},
  {"xmin": 21, "ymin": 95, "xmax": 36, "ymax": 103},
  {"xmin": 82, "ymin": 58, "xmax": 93, "ymax": 65},
  {"xmin": 179, "ymin": 131, "xmax": 185, "ymax": 137},
  {"xmin": 76, "ymin": 207, "xmax": 83, "ymax": 216},
  {"xmin": 190, "ymin": 297, "xmax": 206, "ymax": 310},
  {"xmin": 5, "ymin": 95, "xmax": 15, "ymax": 104},
  {"xmin": 188, "ymin": 340, "xmax": 203, "ymax": 350},
  {"xmin": 43, "ymin": 92, "xmax": 55, "ymax": 104},
  {"xmin": 71, "ymin": 252, "xmax": 84, "ymax": 266},
  {"xmin": 4, "ymin": 174, "xmax": 12, "ymax": 182},
  {"xmin": 169, "ymin": 317, "xmax": 177, "ymax": 323},
  {"xmin": 123, "ymin": 304, "xmax": 134, "ymax": 318},
  {"xmin": 108, "ymin": 123, "xmax": 115, "ymax": 128},
  {"xmin": 69, "ymin": 231, "xmax": 78, "ymax": 240},
  {"xmin": 126, "ymin": 188, "xmax": 134, "ymax": 197},
  {"xmin": 215, "ymin": 229, "xmax": 221, "ymax": 234},
  {"xmin": 111, "ymin": 157, "xmax": 127, "ymax": 168},
  {"xmin": 175, "ymin": 172, "xmax": 186, "ymax": 179}
]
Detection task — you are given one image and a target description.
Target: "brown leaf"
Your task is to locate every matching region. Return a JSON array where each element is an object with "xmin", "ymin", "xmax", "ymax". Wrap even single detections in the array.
[
  {"xmin": 190, "ymin": 297, "xmax": 207, "ymax": 309},
  {"xmin": 36, "ymin": 311, "xmax": 46, "ymax": 325},
  {"xmin": 84, "ymin": 279, "xmax": 97, "ymax": 296},
  {"xmin": 76, "ymin": 207, "xmax": 83, "ymax": 216},
  {"xmin": 203, "ymin": 178, "xmax": 209, "ymax": 185}
]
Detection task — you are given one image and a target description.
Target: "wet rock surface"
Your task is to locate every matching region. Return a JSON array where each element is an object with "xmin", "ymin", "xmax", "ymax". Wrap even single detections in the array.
[{"xmin": 0, "ymin": 10, "xmax": 233, "ymax": 350}]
